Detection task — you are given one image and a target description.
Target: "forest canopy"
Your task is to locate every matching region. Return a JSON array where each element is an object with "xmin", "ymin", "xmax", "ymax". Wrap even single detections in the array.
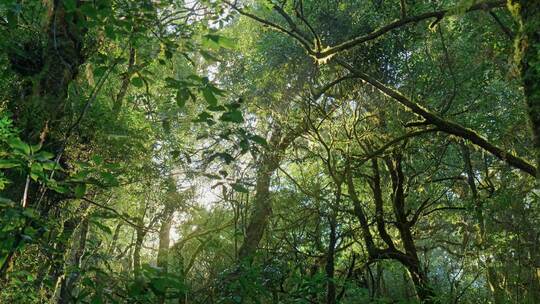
[{"xmin": 1, "ymin": 0, "xmax": 540, "ymax": 303}]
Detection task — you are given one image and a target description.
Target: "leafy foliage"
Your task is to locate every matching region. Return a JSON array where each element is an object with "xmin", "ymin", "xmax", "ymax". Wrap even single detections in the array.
[{"xmin": 1, "ymin": 0, "xmax": 540, "ymax": 304}]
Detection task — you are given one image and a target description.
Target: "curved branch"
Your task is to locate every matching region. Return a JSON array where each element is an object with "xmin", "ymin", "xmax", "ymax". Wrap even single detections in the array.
[
  {"xmin": 353, "ymin": 128, "xmax": 438, "ymax": 166},
  {"xmin": 337, "ymin": 59, "xmax": 536, "ymax": 177},
  {"xmin": 311, "ymin": 74, "xmax": 358, "ymax": 100},
  {"xmin": 222, "ymin": 0, "xmax": 314, "ymax": 52},
  {"xmin": 314, "ymin": 1, "xmax": 505, "ymax": 59},
  {"xmin": 79, "ymin": 197, "xmax": 157, "ymax": 233}
]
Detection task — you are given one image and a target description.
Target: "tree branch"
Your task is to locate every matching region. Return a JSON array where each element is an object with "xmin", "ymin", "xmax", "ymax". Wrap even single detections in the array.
[
  {"xmin": 314, "ymin": 1, "xmax": 505, "ymax": 59},
  {"xmin": 337, "ymin": 59, "xmax": 536, "ymax": 177}
]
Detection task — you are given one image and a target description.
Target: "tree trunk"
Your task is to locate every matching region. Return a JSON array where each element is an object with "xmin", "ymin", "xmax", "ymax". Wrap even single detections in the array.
[
  {"xmin": 157, "ymin": 215, "xmax": 173, "ymax": 271},
  {"xmin": 1, "ymin": 0, "xmax": 87, "ymax": 280},
  {"xmin": 486, "ymin": 264, "xmax": 506, "ymax": 304},
  {"xmin": 133, "ymin": 225, "xmax": 145, "ymax": 277},
  {"xmin": 405, "ymin": 262, "xmax": 435, "ymax": 304},
  {"xmin": 157, "ymin": 213, "xmax": 173, "ymax": 304},
  {"xmin": 512, "ymin": 0, "xmax": 540, "ymax": 176},
  {"xmin": 325, "ymin": 213, "xmax": 337, "ymax": 304},
  {"xmin": 461, "ymin": 143, "xmax": 509, "ymax": 303},
  {"xmin": 133, "ymin": 201, "xmax": 148, "ymax": 278},
  {"xmin": 108, "ymin": 222, "xmax": 123, "ymax": 256},
  {"xmin": 57, "ymin": 217, "xmax": 89, "ymax": 304},
  {"xmin": 386, "ymin": 154, "xmax": 435, "ymax": 303},
  {"xmin": 237, "ymin": 159, "xmax": 276, "ymax": 261},
  {"xmin": 113, "ymin": 46, "xmax": 136, "ymax": 118},
  {"xmin": 7, "ymin": 0, "xmax": 85, "ymax": 143},
  {"xmin": 47, "ymin": 217, "xmax": 82, "ymax": 300},
  {"xmin": 237, "ymin": 124, "xmax": 301, "ymax": 262}
]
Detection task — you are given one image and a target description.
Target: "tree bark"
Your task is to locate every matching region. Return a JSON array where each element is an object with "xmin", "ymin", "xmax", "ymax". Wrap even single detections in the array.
[
  {"xmin": 325, "ymin": 212, "xmax": 337, "ymax": 304},
  {"xmin": 461, "ymin": 143, "xmax": 510, "ymax": 303},
  {"xmin": 405, "ymin": 262, "xmax": 435, "ymax": 304},
  {"xmin": 57, "ymin": 217, "xmax": 89, "ymax": 304},
  {"xmin": 7, "ymin": 0, "xmax": 86, "ymax": 142},
  {"xmin": 113, "ymin": 46, "xmax": 136, "ymax": 118},
  {"xmin": 133, "ymin": 224, "xmax": 145, "ymax": 278},
  {"xmin": 1, "ymin": 0, "xmax": 87, "ymax": 282},
  {"xmin": 338, "ymin": 60, "xmax": 536, "ymax": 177},
  {"xmin": 347, "ymin": 154, "xmax": 435, "ymax": 303},
  {"xmin": 237, "ymin": 123, "xmax": 301, "ymax": 262},
  {"xmin": 48, "ymin": 214, "xmax": 86, "ymax": 298},
  {"xmin": 157, "ymin": 214, "xmax": 173, "ymax": 272},
  {"xmin": 237, "ymin": 158, "xmax": 276, "ymax": 262},
  {"xmin": 386, "ymin": 154, "xmax": 436, "ymax": 303},
  {"xmin": 157, "ymin": 212, "xmax": 173, "ymax": 304},
  {"xmin": 512, "ymin": 0, "xmax": 540, "ymax": 176},
  {"xmin": 108, "ymin": 222, "xmax": 123, "ymax": 256}
]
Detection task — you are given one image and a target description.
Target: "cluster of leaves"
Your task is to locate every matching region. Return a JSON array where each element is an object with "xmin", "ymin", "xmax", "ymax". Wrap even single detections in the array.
[
  {"xmin": 74, "ymin": 264, "xmax": 184, "ymax": 303},
  {"xmin": 1, "ymin": 0, "xmax": 539, "ymax": 304}
]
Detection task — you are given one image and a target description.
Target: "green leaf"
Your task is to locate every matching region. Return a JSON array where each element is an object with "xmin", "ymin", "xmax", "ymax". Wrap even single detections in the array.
[
  {"xmin": 70, "ymin": 170, "xmax": 90, "ymax": 182},
  {"xmin": 203, "ymin": 173, "xmax": 221, "ymax": 179},
  {"xmin": 104, "ymin": 25, "xmax": 116, "ymax": 39},
  {"xmin": 171, "ymin": 150, "xmax": 180, "ymax": 159},
  {"xmin": 0, "ymin": 197, "xmax": 15, "ymax": 208},
  {"xmin": 216, "ymin": 36, "xmax": 236, "ymax": 49},
  {"xmin": 7, "ymin": 137, "xmax": 30, "ymax": 155},
  {"xmin": 219, "ymin": 110, "xmax": 244, "ymax": 123},
  {"xmin": 31, "ymin": 143, "xmax": 42, "ymax": 154},
  {"xmin": 22, "ymin": 209, "xmax": 39, "ymax": 220},
  {"xmin": 200, "ymin": 50, "xmax": 220, "ymax": 63},
  {"xmin": 187, "ymin": 74, "xmax": 203, "ymax": 82},
  {"xmin": 74, "ymin": 183, "xmax": 87, "ymax": 198},
  {"xmin": 0, "ymin": 159, "xmax": 20, "ymax": 169},
  {"xmin": 42, "ymin": 161, "xmax": 62, "ymax": 171},
  {"xmin": 48, "ymin": 181, "xmax": 69, "ymax": 194},
  {"xmin": 207, "ymin": 84, "xmax": 226, "ymax": 96},
  {"xmin": 202, "ymin": 87, "xmax": 218, "ymax": 106},
  {"xmin": 215, "ymin": 152, "xmax": 234, "ymax": 164},
  {"xmin": 23, "ymin": 226, "xmax": 37, "ymax": 237},
  {"xmin": 33, "ymin": 151, "xmax": 55, "ymax": 161},
  {"xmin": 207, "ymin": 105, "xmax": 226, "ymax": 112},
  {"xmin": 30, "ymin": 163, "xmax": 44, "ymax": 181},
  {"xmin": 63, "ymin": 0, "xmax": 77, "ymax": 12},
  {"xmin": 79, "ymin": 4, "xmax": 98, "ymax": 19},
  {"xmin": 231, "ymin": 183, "xmax": 249, "ymax": 193},
  {"xmin": 202, "ymin": 34, "xmax": 237, "ymax": 49},
  {"xmin": 92, "ymin": 155, "xmax": 104, "ymax": 165},
  {"xmin": 90, "ymin": 295, "xmax": 103, "ymax": 304},
  {"xmin": 239, "ymin": 139, "xmax": 249, "ymax": 152},
  {"xmin": 93, "ymin": 66, "xmax": 108, "ymax": 78},
  {"xmin": 20, "ymin": 234, "xmax": 33, "ymax": 242},
  {"xmin": 6, "ymin": 10, "xmax": 18, "ymax": 29},
  {"xmin": 100, "ymin": 172, "xmax": 119, "ymax": 186},
  {"xmin": 449, "ymin": 0, "xmax": 477, "ymax": 15},
  {"xmin": 150, "ymin": 276, "xmax": 180, "ymax": 295},
  {"xmin": 250, "ymin": 135, "xmax": 267, "ymax": 146},
  {"xmin": 176, "ymin": 88, "xmax": 190, "ymax": 108},
  {"xmin": 91, "ymin": 220, "xmax": 112, "ymax": 235},
  {"xmin": 131, "ymin": 77, "xmax": 144, "ymax": 88},
  {"xmin": 162, "ymin": 119, "xmax": 171, "ymax": 134}
]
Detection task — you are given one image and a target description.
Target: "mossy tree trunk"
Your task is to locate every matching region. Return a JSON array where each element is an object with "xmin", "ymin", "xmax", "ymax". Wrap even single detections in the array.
[{"xmin": 511, "ymin": 0, "xmax": 540, "ymax": 176}]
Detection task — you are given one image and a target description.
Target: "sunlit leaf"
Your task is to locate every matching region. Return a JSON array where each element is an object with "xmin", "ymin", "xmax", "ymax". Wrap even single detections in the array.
[
  {"xmin": 202, "ymin": 87, "xmax": 218, "ymax": 106},
  {"xmin": 131, "ymin": 77, "xmax": 144, "ymax": 88},
  {"xmin": 0, "ymin": 159, "xmax": 20, "ymax": 169},
  {"xmin": 7, "ymin": 137, "xmax": 30, "ymax": 155}
]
